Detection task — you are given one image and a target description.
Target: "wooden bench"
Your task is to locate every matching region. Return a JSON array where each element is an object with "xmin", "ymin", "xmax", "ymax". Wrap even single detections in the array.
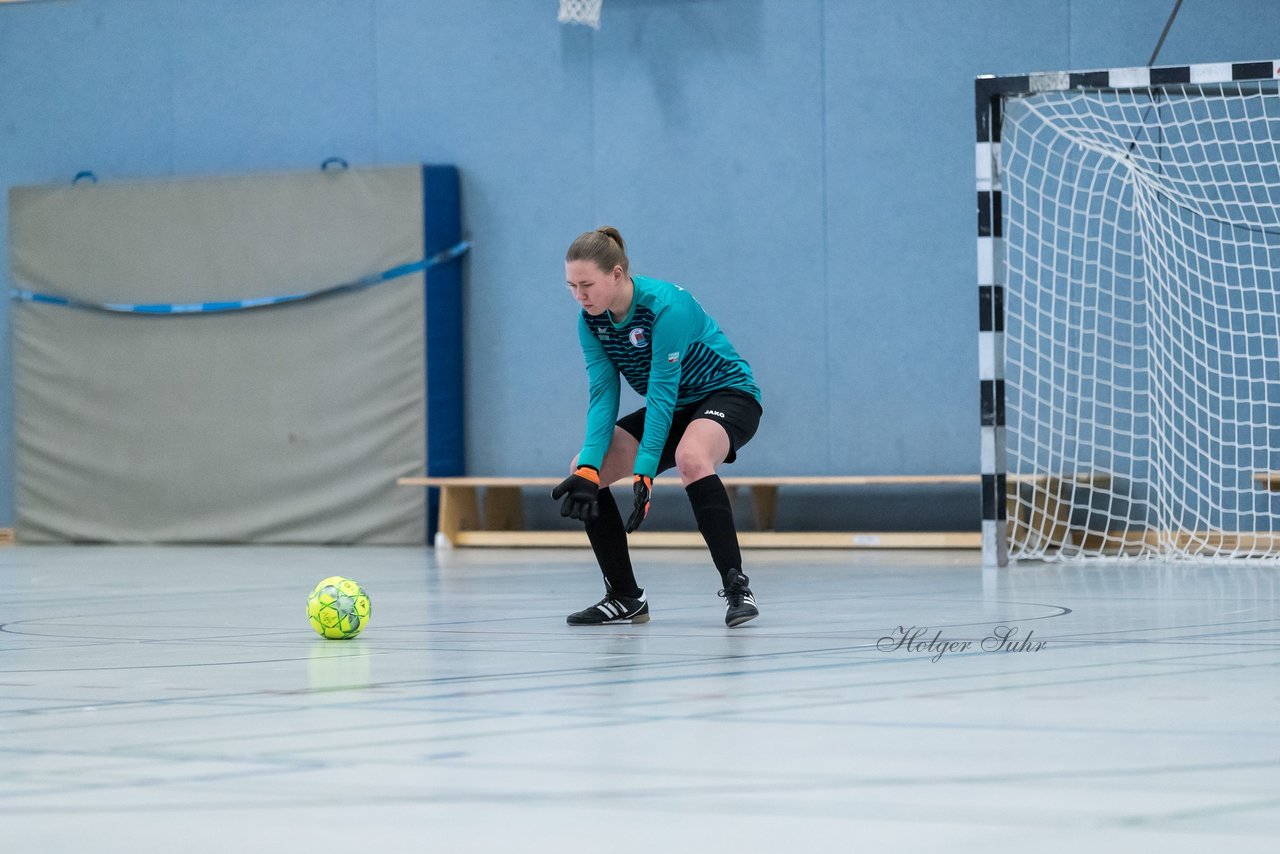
[
  {"xmin": 397, "ymin": 474, "xmax": 1104, "ymax": 550},
  {"xmin": 1006, "ymin": 473, "xmax": 1113, "ymax": 552},
  {"xmin": 1008, "ymin": 473, "xmax": 1280, "ymax": 554}
]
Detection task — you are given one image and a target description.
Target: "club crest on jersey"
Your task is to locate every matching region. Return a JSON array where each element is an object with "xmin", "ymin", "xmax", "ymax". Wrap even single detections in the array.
[
  {"xmin": 667, "ymin": 351, "xmax": 680, "ymax": 363},
  {"xmin": 629, "ymin": 328, "xmax": 648, "ymax": 348}
]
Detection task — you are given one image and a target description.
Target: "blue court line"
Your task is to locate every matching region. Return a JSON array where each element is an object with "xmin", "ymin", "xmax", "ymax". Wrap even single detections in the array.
[{"xmin": 8, "ymin": 241, "xmax": 470, "ymax": 315}]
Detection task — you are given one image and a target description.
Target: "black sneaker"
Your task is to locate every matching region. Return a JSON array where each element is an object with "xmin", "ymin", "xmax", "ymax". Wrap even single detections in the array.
[
  {"xmin": 566, "ymin": 590, "xmax": 650, "ymax": 625},
  {"xmin": 719, "ymin": 569, "xmax": 758, "ymax": 627}
]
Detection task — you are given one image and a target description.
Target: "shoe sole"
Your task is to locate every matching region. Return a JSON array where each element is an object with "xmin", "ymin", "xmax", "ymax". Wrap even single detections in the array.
[
  {"xmin": 726, "ymin": 610, "xmax": 758, "ymax": 628},
  {"xmin": 567, "ymin": 613, "xmax": 650, "ymax": 626}
]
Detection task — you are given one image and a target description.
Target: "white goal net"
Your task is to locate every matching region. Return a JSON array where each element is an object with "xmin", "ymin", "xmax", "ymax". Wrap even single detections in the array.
[
  {"xmin": 558, "ymin": 0, "xmax": 602, "ymax": 29},
  {"xmin": 998, "ymin": 72, "xmax": 1280, "ymax": 560}
]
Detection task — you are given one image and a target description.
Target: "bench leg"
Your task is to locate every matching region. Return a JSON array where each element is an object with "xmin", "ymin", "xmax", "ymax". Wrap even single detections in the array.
[
  {"xmin": 1016, "ymin": 477, "xmax": 1071, "ymax": 551},
  {"xmin": 437, "ymin": 486, "xmax": 480, "ymax": 547},
  {"xmin": 750, "ymin": 486, "xmax": 779, "ymax": 531},
  {"xmin": 484, "ymin": 486, "xmax": 524, "ymax": 531},
  {"xmin": 1006, "ymin": 489, "xmax": 1024, "ymax": 548}
]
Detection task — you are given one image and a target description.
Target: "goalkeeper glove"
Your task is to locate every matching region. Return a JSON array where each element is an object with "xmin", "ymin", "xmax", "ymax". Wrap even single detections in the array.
[
  {"xmin": 552, "ymin": 465, "xmax": 601, "ymax": 522},
  {"xmin": 625, "ymin": 474, "xmax": 653, "ymax": 533}
]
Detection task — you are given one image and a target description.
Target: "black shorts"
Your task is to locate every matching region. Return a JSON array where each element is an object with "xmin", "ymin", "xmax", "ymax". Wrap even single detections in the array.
[{"xmin": 616, "ymin": 389, "xmax": 762, "ymax": 475}]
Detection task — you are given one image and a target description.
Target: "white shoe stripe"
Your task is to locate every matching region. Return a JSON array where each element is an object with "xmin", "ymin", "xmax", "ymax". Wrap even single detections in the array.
[{"xmin": 582, "ymin": 597, "xmax": 648, "ymax": 622}]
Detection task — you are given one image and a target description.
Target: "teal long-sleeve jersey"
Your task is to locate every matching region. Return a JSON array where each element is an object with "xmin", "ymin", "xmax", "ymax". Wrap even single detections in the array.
[{"xmin": 576, "ymin": 275, "xmax": 760, "ymax": 478}]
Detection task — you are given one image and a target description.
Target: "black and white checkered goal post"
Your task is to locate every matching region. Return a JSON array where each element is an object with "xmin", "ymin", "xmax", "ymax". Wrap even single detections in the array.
[
  {"xmin": 976, "ymin": 59, "xmax": 1280, "ymax": 568},
  {"xmin": 976, "ymin": 72, "xmax": 1016, "ymax": 568}
]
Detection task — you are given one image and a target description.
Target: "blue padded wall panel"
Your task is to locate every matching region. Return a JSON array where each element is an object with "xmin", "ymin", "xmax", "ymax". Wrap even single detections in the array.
[{"xmin": 423, "ymin": 164, "xmax": 465, "ymax": 542}]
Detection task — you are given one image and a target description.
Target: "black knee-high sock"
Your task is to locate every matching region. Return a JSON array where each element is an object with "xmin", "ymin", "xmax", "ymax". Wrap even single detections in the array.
[
  {"xmin": 584, "ymin": 488, "xmax": 641, "ymax": 598},
  {"xmin": 686, "ymin": 474, "xmax": 741, "ymax": 586}
]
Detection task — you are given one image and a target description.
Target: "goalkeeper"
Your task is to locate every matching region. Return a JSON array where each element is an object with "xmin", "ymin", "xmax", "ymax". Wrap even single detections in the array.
[{"xmin": 553, "ymin": 226, "xmax": 763, "ymax": 627}]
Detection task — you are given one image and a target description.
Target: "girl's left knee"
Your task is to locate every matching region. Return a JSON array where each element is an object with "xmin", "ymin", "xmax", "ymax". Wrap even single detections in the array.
[{"xmin": 674, "ymin": 446, "xmax": 716, "ymax": 482}]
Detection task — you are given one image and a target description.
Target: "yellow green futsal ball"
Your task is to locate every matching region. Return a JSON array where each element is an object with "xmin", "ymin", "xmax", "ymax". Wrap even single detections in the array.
[{"xmin": 306, "ymin": 576, "xmax": 371, "ymax": 639}]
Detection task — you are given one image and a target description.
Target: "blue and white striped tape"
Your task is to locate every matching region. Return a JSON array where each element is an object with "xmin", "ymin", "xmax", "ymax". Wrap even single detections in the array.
[{"xmin": 9, "ymin": 240, "xmax": 470, "ymax": 315}]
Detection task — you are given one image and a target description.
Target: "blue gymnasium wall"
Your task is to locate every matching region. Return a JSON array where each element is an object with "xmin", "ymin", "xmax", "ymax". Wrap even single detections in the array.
[{"xmin": 3, "ymin": 0, "xmax": 1280, "ymax": 530}]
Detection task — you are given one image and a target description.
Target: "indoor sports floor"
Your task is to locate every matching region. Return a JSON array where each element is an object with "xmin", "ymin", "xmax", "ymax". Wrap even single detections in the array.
[{"xmin": 3, "ymin": 545, "xmax": 1278, "ymax": 852}]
